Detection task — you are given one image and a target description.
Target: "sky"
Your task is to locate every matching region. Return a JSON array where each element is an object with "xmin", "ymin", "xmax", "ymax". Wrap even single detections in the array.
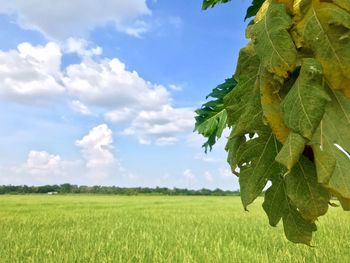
[{"xmin": 0, "ymin": 0, "xmax": 252, "ymax": 190}]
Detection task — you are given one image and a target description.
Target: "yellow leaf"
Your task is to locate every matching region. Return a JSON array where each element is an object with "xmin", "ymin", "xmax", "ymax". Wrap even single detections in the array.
[
  {"xmin": 260, "ymin": 72, "xmax": 290, "ymax": 143},
  {"xmin": 294, "ymin": 0, "xmax": 350, "ymax": 94}
]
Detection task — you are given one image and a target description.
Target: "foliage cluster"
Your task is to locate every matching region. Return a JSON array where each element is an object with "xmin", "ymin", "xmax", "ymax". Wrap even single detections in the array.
[{"xmin": 196, "ymin": 0, "xmax": 350, "ymax": 244}]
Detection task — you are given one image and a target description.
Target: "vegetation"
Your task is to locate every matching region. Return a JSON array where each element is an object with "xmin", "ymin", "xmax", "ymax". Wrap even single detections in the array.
[
  {"xmin": 1, "ymin": 195, "xmax": 350, "ymax": 262},
  {"xmin": 196, "ymin": 0, "xmax": 350, "ymax": 244},
  {"xmin": 0, "ymin": 184, "xmax": 239, "ymax": 196}
]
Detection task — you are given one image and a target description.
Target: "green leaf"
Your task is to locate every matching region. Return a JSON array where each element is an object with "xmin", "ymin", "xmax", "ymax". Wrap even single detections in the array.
[
  {"xmin": 281, "ymin": 58, "xmax": 331, "ymax": 140},
  {"xmin": 275, "ymin": 132, "xmax": 307, "ymax": 170},
  {"xmin": 282, "ymin": 203, "xmax": 317, "ymax": 246},
  {"xmin": 245, "ymin": 0, "xmax": 265, "ymax": 21},
  {"xmin": 224, "ymin": 43, "xmax": 264, "ymax": 135},
  {"xmin": 250, "ymin": 3, "xmax": 297, "ymax": 78},
  {"xmin": 264, "ymin": 175, "xmax": 318, "ymax": 245},
  {"xmin": 285, "ymin": 158, "xmax": 330, "ymax": 221},
  {"xmin": 237, "ymin": 129, "xmax": 283, "ymax": 209},
  {"xmin": 225, "ymin": 131, "xmax": 245, "ymax": 171},
  {"xmin": 310, "ymin": 90, "xmax": 350, "ymax": 200},
  {"xmin": 263, "ymin": 177, "xmax": 286, "ymax": 227},
  {"xmin": 202, "ymin": 0, "xmax": 231, "ymax": 10},
  {"xmin": 194, "ymin": 78, "xmax": 237, "ymax": 153}
]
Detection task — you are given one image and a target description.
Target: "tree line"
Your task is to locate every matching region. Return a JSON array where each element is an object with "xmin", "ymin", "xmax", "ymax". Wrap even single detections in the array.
[{"xmin": 0, "ymin": 184, "xmax": 240, "ymax": 196}]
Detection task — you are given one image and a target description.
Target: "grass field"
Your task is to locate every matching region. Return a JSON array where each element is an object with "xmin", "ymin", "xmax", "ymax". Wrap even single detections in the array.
[{"xmin": 0, "ymin": 195, "xmax": 349, "ymax": 263}]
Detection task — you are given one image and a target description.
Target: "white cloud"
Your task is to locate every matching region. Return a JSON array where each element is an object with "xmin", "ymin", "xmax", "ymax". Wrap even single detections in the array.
[
  {"xmin": 0, "ymin": 0, "xmax": 151, "ymax": 39},
  {"xmin": 62, "ymin": 54, "xmax": 194, "ymax": 144},
  {"xmin": 123, "ymin": 105, "xmax": 195, "ymax": 143},
  {"xmin": 0, "ymin": 42, "xmax": 64, "ymax": 104},
  {"xmin": 71, "ymin": 100, "xmax": 91, "ymax": 115},
  {"xmin": 0, "ymin": 150, "xmax": 82, "ymax": 185},
  {"xmin": 64, "ymin": 38, "xmax": 102, "ymax": 58},
  {"xmin": 156, "ymin": 137, "xmax": 178, "ymax": 146},
  {"xmin": 75, "ymin": 124, "xmax": 118, "ymax": 179},
  {"xmin": 168, "ymin": 84, "xmax": 183, "ymax": 91},
  {"xmin": 139, "ymin": 138, "xmax": 151, "ymax": 145},
  {"xmin": 104, "ymin": 108, "xmax": 132, "ymax": 123},
  {"xmin": 0, "ymin": 41, "xmax": 194, "ymax": 145},
  {"xmin": 25, "ymin": 150, "xmax": 64, "ymax": 176},
  {"xmin": 21, "ymin": 150, "xmax": 81, "ymax": 183},
  {"xmin": 120, "ymin": 19, "xmax": 150, "ymax": 38},
  {"xmin": 64, "ymin": 58, "xmax": 170, "ymax": 109}
]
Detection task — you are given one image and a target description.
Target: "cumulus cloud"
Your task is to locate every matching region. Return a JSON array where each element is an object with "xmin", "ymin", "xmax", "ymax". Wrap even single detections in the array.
[
  {"xmin": 26, "ymin": 150, "xmax": 64, "ymax": 176},
  {"xmin": 20, "ymin": 150, "xmax": 81, "ymax": 183},
  {"xmin": 63, "ymin": 58, "xmax": 170, "ymax": 109},
  {"xmin": 0, "ymin": 125, "xmax": 121, "ymax": 184},
  {"xmin": 0, "ymin": 42, "xmax": 64, "ymax": 104},
  {"xmin": 0, "ymin": 0, "xmax": 151, "ymax": 39},
  {"xmin": 0, "ymin": 41, "xmax": 194, "ymax": 145},
  {"xmin": 0, "ymin": 152, "xmax": 61, "ymax": 184},
  {"xmin": 76, "ymin": 124, "xmax": 118, "ymax": 179},
  {"xmin": 123, "ymin": 105, "xmax": 195, "ymax": 144}
]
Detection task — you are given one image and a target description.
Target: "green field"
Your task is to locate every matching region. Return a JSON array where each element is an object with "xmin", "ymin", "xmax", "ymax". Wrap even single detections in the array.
[{"xmin": 0, "ymin": 196, "xmax": 349, "ymax": 262}]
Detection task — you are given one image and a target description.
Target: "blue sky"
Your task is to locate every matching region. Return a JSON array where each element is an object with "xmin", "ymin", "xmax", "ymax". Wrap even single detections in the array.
[{"xmin": 0, "ymin": 0, "xmax": 251, "ymax": 189}]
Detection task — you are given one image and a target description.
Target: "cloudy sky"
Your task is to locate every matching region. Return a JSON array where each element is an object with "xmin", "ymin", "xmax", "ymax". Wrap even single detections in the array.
[{"xmin": 0, "ymin": 0, "xmax": 251, "ymax": 189}]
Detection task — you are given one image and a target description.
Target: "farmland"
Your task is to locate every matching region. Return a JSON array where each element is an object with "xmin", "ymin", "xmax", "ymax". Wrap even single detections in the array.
[{"xmin": 0, "ymin": 195, "xmax": 349, "ymax": 262}]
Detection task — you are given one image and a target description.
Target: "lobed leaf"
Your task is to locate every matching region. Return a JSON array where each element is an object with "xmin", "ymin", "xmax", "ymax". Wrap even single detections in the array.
[
  {"xmin": 195, "ymin": 78, "xmax": 237, "ymax": 153},
  {"xmin": 237, "ymin": 129, "xmax": 283, "ymax": 209},
  {"xmin": 282, "ymin": 202, "xmax": 317, "ymax": 246},
  {"xmin": 285, "ymin": 157, "xmax": 330, "ymax": 221},
  {"xmin": 264, "ymin": 175, "xmax": 318, "ymax": 245}
]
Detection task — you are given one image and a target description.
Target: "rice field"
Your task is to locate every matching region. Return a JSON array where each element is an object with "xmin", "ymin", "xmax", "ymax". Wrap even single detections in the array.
[{"xmin": 0, "ymin": 195, "xmax": 349, "ymax": 263}]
